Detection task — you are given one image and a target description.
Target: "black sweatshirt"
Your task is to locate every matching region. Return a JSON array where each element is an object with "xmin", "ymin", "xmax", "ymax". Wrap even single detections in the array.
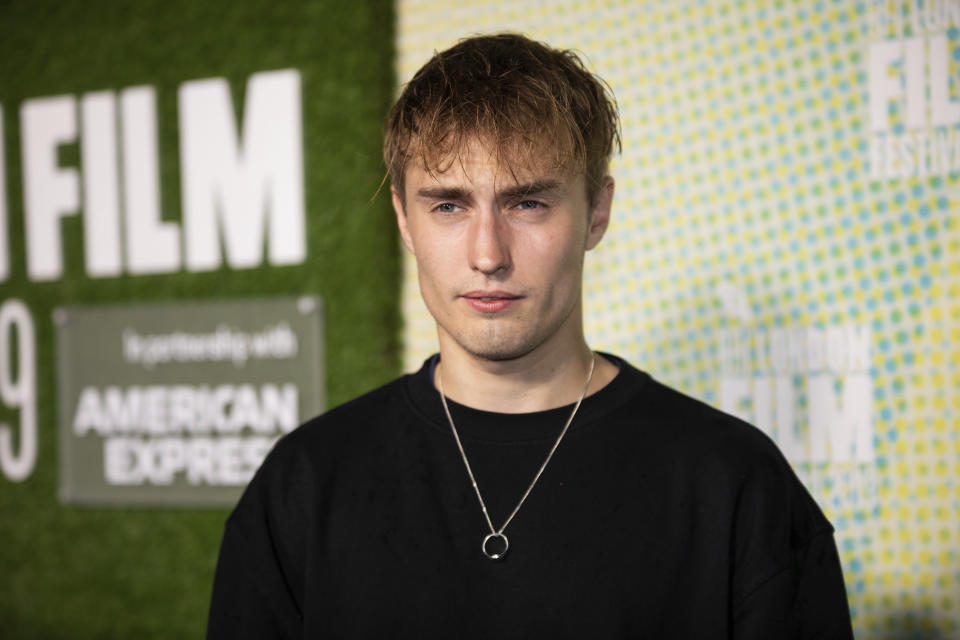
[{"xmin": 208, "ymin": 355, "xmax": 853, "ymax": 639}]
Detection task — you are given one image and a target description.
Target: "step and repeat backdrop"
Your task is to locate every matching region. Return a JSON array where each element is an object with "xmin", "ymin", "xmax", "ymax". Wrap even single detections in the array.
[
  {"xmin": 396, "ymin": 0, "xmax": 958, "ymax": 638},
  {"xmin": 1, "ymin": 0, "xmax": 957, "ymax": 638},
  {"xmin": 0, "ymin": 1, "xmax": 397, "ymax": 637}
]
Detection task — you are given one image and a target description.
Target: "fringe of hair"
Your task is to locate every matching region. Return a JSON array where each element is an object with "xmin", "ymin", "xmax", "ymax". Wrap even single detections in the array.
[{"xmin": 383, "ymin": 33, "xmax": 621, "ymax": 206}]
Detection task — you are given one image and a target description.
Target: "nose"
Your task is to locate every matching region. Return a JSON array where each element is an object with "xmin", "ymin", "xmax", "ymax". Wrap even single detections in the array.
[{"xmin": 468, "ymin": 209, "xmax": 511, "ymax": 275}]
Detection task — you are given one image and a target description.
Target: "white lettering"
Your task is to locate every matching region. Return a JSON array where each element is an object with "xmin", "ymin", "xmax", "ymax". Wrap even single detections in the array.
[
  {"xmin": 105, "ymin": 386, "xmax": 141, "ymax": 433},
  {"xmin": 217, "ymin": 437, "xmax": 244, "ymax": 485},
  {"xmin": 71, "ymin": 383, "xmax": 299, "ymax": 436},
  {"xmin": 869, "ymin": 135, "xmax": 884, "ymax": 180},
  {"xmin": 80, "ymin": 92, "xmax": 123, "ymax": 277},
  {"xmin": 12, "ymin": 71, "xmax": 308, "ymax": 282},
  {"xmin": 186, "ymin": 437, "xmax": 215, "ymax": 484},
  {"xmin": 150, "ymin": 438, "xmax": 185, "ymax": 484},
  {"xmin": 21, "ymin": 95, "xmax": 79, "ymax": 281},
  {"xmin": 102, "ymin": 435, "xmax": 275, "ymax": 486},
  {"xmin": 717, "ymin": 322, "xmax": 874, "ymax": 464},
  {"xmin": 142, "ymin": 386, "xmax": 168, "ymax": 434},
  {"xmin": 0, "ymin": 104, "xmax": 7, "ymax": 282},
  {"xmin": 727, "ymin": 376, "xmax": 805, "ymax": 460},
  {"xmin": 169, "ymin": 385, "xmax": 200, "ymax": 433},
  {"xmin": 929, "ymin": 34, "xmax": 960, "ymax": 126},
  {"xmin": 808, "ymin": 374, "xmax": 875, "ymax": 463},
  {"xmin": 228, "ymin": 385, "xmax": 261, "ymax": 432},
  {"xmin": 104, "ymin": 437, "xmax": 141, "ymax": 485},
  {"xmin": 847, "ymin": 326, "xmax": 871, "ymax": 371},
  {"xmin": 870, "ymin": 0, "xmax": 902, "ymax": 38},
  {"xmin": 120, "ymin": 323, "xmax": 298, "ymax": 368},
  {"xmin": 911, "ymin": 0, "xmax": 960, "ymax": 32},
  {"xmin": 261, "ymin": 384, "xmax": 298, "ymax": 433},
  {"xmin": 806, "ymin": 327, "xmax": 826, "ymax": 372},
  {"xmin": 773, "ymin": 376, "xmax": 805, "ymax": 462},
  {"xmin": 179, "ymin": 69, "xmax": 305, "ymax": 271},
  {"xmin": 73, "ymin": 387, "xmax": 106, "ymax": 436},
  {"xmin": 870, "ymin": 128, "xmax": 960, "ymax": 179},
  {"xmin": 121, "ymin": 86, "xmax": 180, "ymax": 274},
  {"xmin": 869, "ymin": 41, "xmax": 903, "ymax": 132},
  {"xmin": 904, "ymin": 38, "xmax": 925, "ymax": 128},
  {"xmin": 0, "ymin": 300, "xmax": 37, "ymax": 481}
]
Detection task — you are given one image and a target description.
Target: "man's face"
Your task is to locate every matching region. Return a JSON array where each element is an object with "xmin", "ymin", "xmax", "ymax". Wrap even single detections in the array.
[{"xmin": 392, "ymin": 141, "xmax": 613, "ymax": 362}]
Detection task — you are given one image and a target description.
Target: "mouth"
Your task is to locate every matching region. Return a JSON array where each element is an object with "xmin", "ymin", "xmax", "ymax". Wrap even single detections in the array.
[{"xmin": 461, "ymin": 291, "xmax": 522, "ymax": 313}]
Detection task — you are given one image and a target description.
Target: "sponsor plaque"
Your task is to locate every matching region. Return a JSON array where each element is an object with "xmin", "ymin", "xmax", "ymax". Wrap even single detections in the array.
[{"xmin": 56, "ymin": 296, "xmax": 323, "ymax": 506}]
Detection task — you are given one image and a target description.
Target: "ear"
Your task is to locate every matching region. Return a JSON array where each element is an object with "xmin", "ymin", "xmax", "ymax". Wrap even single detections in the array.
[
  {"xmin": 392, "ymin": 185, "xmax": 414, "ymax": 253},
  {"xmin": 585, "ymin": 176, "xmax": 614, "ymax": 250}
]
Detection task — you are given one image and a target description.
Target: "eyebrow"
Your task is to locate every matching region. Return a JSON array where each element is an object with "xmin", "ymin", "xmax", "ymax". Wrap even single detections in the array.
[
  {"xmin": 499, "ymin": 179, "xmax": 563, "ymax": 200},
  {"xmin": 415, "ymin": 186, "xmax": 471, "ymax": 200},
  {"xmin": 415, "ymin": 179, "xmax": 563, "ymax": 201}
]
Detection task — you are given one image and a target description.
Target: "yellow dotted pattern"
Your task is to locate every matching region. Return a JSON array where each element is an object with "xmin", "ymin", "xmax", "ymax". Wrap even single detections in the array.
[{"xmin": 395, "ymin": 2, "xmax": 960, "ymax": 636}]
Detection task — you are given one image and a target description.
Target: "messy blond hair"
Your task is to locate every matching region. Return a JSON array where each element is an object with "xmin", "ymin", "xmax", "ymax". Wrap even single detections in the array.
[{"xmin": 384, "ymin": 33, "xmax": 621, "ymax": 207}]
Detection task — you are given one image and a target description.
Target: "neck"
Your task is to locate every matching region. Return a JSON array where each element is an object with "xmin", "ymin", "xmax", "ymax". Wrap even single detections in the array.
[{"xmin": 434, "ymin": 335, "xmax": 614, "ymax": 413}]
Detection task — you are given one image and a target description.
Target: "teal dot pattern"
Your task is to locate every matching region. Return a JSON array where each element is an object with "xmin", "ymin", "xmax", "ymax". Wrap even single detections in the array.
[{"xmin": 396, "ymin": 1, "xmax": 960, "ymax": 636}]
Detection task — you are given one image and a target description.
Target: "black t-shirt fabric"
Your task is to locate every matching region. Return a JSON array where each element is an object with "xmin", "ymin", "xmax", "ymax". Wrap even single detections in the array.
[{"xmin": 208, "ymin": 354, "xmax": 853, "ymax": 639}]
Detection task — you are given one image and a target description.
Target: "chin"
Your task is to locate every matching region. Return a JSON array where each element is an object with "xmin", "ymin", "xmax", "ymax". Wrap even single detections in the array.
[
  {"xmin": 464, "ymin": 346, "xmax": 528, "ymax": 362},
  {"xmin": 457, "ymin": 330, "xmax": 546, "ymax": 362}
]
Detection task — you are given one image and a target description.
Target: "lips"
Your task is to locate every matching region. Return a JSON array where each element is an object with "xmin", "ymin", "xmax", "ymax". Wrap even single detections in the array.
[{"xmin": 462, "ymin": 290, "xmax": 521, "ymax": 313}]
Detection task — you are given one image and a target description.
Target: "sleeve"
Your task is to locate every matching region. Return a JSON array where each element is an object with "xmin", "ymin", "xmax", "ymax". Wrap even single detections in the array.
[
  {"xmin": 732, "ymin": 529, "xmax": 854, "ymax": 639},
  {"xmin": 206, "ymin": 465, "xmax": 304, "ymax": 640},
  {"xmin": 729, "ymin": 444, "xmax": 854, "ymax": 640}
]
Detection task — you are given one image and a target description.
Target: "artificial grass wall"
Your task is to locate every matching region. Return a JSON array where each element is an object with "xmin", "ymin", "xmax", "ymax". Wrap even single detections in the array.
[{"xmin": 0, "ymin": 1, "xmax": 398, "ymax": 636}]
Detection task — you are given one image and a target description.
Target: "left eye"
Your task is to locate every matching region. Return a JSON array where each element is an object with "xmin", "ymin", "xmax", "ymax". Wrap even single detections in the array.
[
  {"xmin": 434, "ymin": 203, "xmax": 460, "ymax": 213},
  {"xmin": 516, "ymin": 200, "xmax": 541, "ymax": 210}
]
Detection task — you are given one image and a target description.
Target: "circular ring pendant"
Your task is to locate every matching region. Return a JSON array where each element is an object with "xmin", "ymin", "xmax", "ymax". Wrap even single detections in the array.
[{"xmin": 482, "ymin": 532, "xmax": 509, "ymax": 560}]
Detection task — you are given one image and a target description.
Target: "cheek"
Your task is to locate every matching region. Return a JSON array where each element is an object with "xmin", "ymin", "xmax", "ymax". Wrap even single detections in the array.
[
  {"xmin": 411, "ymin": 237, "xmax": 457, "ymax": 293},
  {"xmin": 415, "ymin": 255, "xmax": 444, "ymax": 292},
  {"xmin": 524, "ymin": 227, "xmax": 584, "ymax": 275}
]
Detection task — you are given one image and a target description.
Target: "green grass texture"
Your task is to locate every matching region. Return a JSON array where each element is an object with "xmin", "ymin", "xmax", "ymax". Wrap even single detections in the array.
[{"xmin": 0, "ymin": 0, "xmax": 399, "ymax": 636}]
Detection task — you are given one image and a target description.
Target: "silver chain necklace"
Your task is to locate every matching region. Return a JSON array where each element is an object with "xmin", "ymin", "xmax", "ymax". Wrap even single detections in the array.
[{"xmin": 437, "ymin": 353, "xmax": 596, "ymax": 561}]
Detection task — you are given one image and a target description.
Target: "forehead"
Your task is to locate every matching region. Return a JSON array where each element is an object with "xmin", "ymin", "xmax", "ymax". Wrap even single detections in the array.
[{"xmin": 403, "ymin": 137, "xmax": 579, "ymax": 192}]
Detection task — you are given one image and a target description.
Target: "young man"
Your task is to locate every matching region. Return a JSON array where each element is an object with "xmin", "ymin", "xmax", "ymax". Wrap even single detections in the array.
[{"xmin": 208, "ymin": 34, "xmax": 853, "ymax": 638}]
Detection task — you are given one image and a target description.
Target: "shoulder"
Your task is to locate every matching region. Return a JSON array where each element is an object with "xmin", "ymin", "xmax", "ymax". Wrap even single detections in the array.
[
  {"xmin": 630, "ymin": 372, "xmax": 788, "ymax": 478},
  {"xmin": 620, "ymin": 371, "xmax": 838, "ymax": 603},
  {"xmin": 613, "ymin": 363, "xmax": 831, "ymax": 533},
  {"xmin": 285, "ymin": 375, "xmax": 409, "ymax": 442}
]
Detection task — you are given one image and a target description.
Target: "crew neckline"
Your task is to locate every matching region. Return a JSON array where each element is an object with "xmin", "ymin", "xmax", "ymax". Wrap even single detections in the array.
[{"xmin": 402, "ymin": 352, "xmax": 650, "ymax": 443}]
